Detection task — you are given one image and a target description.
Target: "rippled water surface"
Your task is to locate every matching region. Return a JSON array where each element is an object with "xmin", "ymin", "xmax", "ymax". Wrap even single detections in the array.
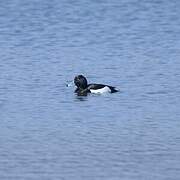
[{"xmin": 0, "ymin": 0, "xmax": 180, "ymax": 179}]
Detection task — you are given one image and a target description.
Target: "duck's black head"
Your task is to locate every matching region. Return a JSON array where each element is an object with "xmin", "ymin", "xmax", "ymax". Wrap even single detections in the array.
[{"xmin": 74, "ymin": 75, "xmax": 88, "ymax": 89}]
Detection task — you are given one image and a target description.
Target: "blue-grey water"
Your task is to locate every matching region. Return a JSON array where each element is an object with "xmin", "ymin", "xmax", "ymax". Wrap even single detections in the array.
[{"xmin": 0, "ymin": 0, "xmax": 180, "ymax": 179}]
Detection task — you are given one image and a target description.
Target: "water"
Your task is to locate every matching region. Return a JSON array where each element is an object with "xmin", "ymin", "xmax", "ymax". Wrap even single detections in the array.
[{"xmin": 0, "ymin": 0, "xmax": 180, "ymax": 179}]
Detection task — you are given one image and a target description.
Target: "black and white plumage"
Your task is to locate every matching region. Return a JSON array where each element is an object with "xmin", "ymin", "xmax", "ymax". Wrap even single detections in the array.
[{"xmin": 74, "ymin": 75, "xmax": 118, "ymax": 95}]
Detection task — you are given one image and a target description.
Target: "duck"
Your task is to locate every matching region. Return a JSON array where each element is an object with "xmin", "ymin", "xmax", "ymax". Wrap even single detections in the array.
[{"xmin": 74, "ymin": 75, "xmax": 118, "ymax": 95}]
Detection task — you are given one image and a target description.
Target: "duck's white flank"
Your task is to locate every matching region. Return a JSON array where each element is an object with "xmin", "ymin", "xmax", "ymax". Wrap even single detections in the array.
[{"xmin": 90, "ymin": 86, "xmax": 111, "ymax": 94}]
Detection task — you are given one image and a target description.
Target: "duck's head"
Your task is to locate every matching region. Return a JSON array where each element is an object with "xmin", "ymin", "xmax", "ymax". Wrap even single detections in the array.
[{"xmin": 74, "ymin": 75, "xmax": 88, "ymax": 89}]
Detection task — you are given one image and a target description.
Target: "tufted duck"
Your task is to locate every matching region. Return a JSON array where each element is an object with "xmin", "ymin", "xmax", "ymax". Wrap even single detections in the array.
[{"xmin": 74, "ymin": 75, "xmax": 118, "ymax": 95}]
